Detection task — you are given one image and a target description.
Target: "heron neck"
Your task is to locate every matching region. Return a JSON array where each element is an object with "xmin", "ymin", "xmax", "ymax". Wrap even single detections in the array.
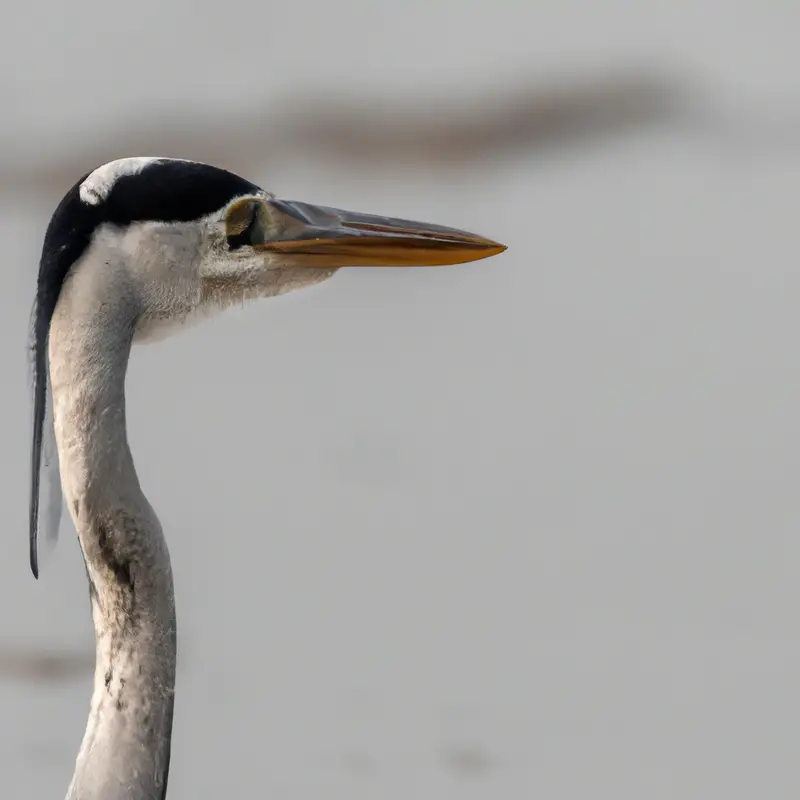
[{"xmin": 49, "ymin": 265, "xmax": 176, "ymax": 800}]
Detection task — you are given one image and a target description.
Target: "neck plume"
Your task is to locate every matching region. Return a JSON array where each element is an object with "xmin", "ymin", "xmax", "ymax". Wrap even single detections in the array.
[{"xmin": 49, "ymin": 261, "xmax": 176, "ymax": 800}]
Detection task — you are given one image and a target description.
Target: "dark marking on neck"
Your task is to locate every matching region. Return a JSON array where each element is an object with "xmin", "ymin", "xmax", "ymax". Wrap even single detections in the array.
[
  {"xmin": 116, "ymin": 675, "xmax": 127, "ymax": 711},
  {"xmin": 96, "ymin": 522, "xmax": 134, "ymax": 590}
]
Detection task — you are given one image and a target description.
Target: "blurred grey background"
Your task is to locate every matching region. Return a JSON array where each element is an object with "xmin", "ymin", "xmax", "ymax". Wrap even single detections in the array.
[{"xmin": 2, "ymin": 0, "xmax": 800, "ymax": 797}]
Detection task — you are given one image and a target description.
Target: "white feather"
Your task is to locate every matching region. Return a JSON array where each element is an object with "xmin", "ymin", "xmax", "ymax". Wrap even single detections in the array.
[{"xmin": 79, "ymin": 157, "xmax": 194, "ymax": 206}]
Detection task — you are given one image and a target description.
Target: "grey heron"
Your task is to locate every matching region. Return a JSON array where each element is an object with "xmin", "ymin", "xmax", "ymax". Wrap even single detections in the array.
[{"xmin": 28, "ymin": 157, "xmax": 505, "ymax": 800}]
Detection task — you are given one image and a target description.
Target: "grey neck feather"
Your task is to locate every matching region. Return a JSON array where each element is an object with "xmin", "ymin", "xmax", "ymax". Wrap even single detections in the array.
[{"xmin": 49, "ymin": 251, "xmax": 176, "ymax": 800}]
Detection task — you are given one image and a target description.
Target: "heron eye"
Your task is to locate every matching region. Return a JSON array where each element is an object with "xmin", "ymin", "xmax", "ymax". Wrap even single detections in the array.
[{"xmin": 225, "ymin": 199, "xmax": 260, "ymax": 250}]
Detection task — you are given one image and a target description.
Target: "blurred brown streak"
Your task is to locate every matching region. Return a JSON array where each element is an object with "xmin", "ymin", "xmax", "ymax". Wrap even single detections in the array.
[
  {"xmin": 280, "ymin": 73, "xmax": 683, "ymax": 163},
  {"xmin": 0, "ymin": 71, "xmax": 685, "ymax": 200},
  {"xmin": 0, "ymin": 646, "xmax": 193, "ymax": 683},
  {"xmin": 0, "ymin": 649, "xmax": 93, "ymax": 683}
]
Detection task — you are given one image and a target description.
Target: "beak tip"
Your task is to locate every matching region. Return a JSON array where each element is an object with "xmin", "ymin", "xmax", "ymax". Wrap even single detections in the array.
[{"xmin": 475, "ymin": 240, "xmax": 507, "ymax": 260}]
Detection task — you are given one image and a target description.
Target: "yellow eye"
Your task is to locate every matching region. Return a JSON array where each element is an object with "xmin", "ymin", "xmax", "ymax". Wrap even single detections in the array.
[
  {"xmin": 225, "ymin": 198, "xmax": 270, "ymax": 251},
  {"xmin": 225, "ymin": 198, "xmax": 259, "ymax": 238}
]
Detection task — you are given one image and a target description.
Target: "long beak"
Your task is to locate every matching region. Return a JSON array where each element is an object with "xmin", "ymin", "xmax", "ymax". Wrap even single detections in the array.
[{"xmin": 255, "ymin": 198, "xmax": 506, "ymax": 267}]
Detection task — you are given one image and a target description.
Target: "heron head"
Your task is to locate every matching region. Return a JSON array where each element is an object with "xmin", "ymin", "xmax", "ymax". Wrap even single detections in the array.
[
  {"xmin": 198, "ymin": 185, "xmax": 506, "ymax": 311},
  {"xmin": 61, "ymin": 157, "xmax": 504, "ymax": 336}
]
